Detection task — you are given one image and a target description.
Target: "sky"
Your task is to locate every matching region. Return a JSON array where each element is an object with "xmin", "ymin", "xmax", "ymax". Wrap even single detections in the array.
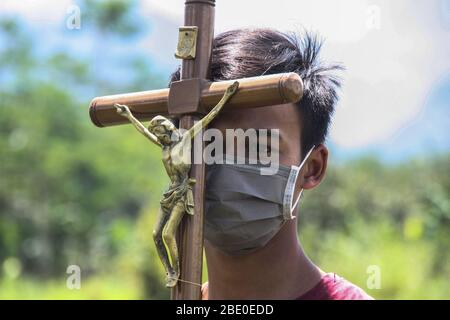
[{"xmin": 1, "ymin": 0, "xmax": 449, "ymax": 162}]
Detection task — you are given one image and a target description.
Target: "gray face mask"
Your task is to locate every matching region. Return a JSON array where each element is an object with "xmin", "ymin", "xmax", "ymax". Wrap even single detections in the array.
[{"xmin": 204, "ymin": 147, "xmax": 315, "ymax": 256}]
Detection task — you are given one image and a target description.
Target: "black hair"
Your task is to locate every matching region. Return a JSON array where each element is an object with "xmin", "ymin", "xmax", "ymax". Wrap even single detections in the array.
[{"xmin": 170, "ymin": 28, "xmax": 343, "ymax": 155}]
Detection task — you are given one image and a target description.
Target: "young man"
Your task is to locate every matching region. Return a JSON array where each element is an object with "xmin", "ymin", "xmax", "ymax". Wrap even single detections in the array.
[{"xmin": 170, "ymin": 28, "xmax": 373, "ymax": 300}]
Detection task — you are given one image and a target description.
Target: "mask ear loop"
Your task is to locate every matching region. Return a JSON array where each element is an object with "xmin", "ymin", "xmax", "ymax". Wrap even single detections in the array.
[
  {"xmin": 291, "ymin": 189, "xmax": 304, "ymax": 214},
  {"xmin": 283, "ymin": 146, "xmax": 315, "ymax": 220}
]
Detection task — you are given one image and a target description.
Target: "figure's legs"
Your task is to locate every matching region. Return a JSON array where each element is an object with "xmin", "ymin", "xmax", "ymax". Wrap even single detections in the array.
[
  {"xmin": 162, "ymin": 200, "xmax": 185, "ymax": 288},
  {"xmin": 153, "ymin": 207, "xmax": 173, "ymax": 280}
]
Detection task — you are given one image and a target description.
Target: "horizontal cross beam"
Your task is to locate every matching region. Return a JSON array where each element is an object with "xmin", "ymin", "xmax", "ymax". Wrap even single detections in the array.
[{"xmin": 89, "ymin": 72, "xmax": 303, "ymax": 128}]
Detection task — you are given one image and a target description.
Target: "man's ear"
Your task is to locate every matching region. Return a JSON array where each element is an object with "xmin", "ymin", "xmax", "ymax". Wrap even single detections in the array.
[{"xmin": 302, "ymin": 144, "xmax": 328, "ymax": 190}]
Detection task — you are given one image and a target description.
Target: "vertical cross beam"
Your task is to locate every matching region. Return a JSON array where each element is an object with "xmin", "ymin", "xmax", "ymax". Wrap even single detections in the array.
[{"xmin": 169, "ymin": 0, "xmax": 215, "ymax": 300}]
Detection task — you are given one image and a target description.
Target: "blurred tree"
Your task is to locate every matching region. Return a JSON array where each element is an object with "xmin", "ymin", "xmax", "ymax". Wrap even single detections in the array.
[
  {"xmin": 80, "ymin": 0, "xmax": 142, "ymax": 37},
  {"xmin": 0, "ymin": 15, "xmax": 167, "ymax": 292}
]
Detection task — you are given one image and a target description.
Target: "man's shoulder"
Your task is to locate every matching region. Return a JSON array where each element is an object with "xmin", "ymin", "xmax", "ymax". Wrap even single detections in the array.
[{"xmin": 298, "ymin": 273, "xmax": 374, "ymax": 300}]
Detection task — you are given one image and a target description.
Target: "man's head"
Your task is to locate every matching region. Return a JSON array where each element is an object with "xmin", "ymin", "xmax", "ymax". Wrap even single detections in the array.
[
  {"xmin": 170, "ymin": 28, "xmax": 342, "ymax": 157},
  {"xmin": 170, "ymin": 28, "xmax": 342, "ymax": 196},
  {"xmin": 171, "ymin": 29, "xmax": 343, "ymax": 259}
]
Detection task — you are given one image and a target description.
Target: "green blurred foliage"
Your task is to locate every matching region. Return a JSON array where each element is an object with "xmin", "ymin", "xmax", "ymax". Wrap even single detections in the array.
[
  {"xmin": 0, "ymin": 10, "xmax": 169, "ymax": 299},
  {"xmin": 300, "ymin": 156, "xmax": 450, "ymax": 299},
  {"xmin": 0, "ymin": 4, "xmax": 449, "ymax": 299},
  {"xmin": 80, "ymin": 0, "xmax": 142, "ymax": 37}
]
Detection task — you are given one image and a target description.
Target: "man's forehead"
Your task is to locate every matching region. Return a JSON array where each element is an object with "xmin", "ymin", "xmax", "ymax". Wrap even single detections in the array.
[
  {"xmin": 208, "ymin": 102, "xmax": 302, "ymax": 163},
  {"xmin": 210, "ymin": 103, "xmax": 301, "ymax": 130}
]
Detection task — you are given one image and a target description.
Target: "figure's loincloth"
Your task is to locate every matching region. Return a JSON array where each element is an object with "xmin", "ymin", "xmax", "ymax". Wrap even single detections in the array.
[{"xmin": 160, "ymin": 178, "xmax": 195, "ymax": 215}]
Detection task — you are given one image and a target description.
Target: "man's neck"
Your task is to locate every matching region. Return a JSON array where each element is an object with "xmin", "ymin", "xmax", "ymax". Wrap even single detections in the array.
[{"xmin": 204, "ymin": 220, "xmax": 323, "ymax": 300}]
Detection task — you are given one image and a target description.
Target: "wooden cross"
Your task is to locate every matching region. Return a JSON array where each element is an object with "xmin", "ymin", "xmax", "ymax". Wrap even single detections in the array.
[{"xmin": 89, "ymin": 0, "xmax": 303, "ymax": 300}]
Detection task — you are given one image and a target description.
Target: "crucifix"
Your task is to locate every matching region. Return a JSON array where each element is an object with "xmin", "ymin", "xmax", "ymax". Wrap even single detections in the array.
[{"xmin": 89, "ymin": 0, "xmax": 303, "ymax": 300}]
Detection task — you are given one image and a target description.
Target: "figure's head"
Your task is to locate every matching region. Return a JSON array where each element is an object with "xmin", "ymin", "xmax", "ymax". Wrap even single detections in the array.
[{"xmin": 148, "ymin": 115, "xmax": 180, "ymax": 146}]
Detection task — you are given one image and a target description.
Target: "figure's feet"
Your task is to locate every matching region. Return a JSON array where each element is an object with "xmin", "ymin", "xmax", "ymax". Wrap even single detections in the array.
[{"xmin": 166, "ymin": 271, "xmax": 179, "ymax": 288}]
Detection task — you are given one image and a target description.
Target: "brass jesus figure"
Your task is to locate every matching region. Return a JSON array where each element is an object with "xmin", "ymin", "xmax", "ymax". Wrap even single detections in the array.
[{"xmin": 114, "ymin": 81, "xmax": 239, "ymax": 287}]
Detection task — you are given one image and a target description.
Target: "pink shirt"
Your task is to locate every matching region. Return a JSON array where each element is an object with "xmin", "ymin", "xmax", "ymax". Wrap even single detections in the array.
[
  {"xmin": 297, "ymin": 273, "xmax": 374, "ymax": 300},
  {"xmin": 201, "ymin": 273, "xmax": 373, "ymax": 300}
]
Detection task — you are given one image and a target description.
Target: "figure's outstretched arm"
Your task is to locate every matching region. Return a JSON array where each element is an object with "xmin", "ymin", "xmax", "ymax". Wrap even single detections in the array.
[
  {"xmin": 114, "ymin": 104, "xmax": 162, "ymax": 148},
  {"xmin": 186, "ymin": 81, "xmax": 239, "ymax": 140}
]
